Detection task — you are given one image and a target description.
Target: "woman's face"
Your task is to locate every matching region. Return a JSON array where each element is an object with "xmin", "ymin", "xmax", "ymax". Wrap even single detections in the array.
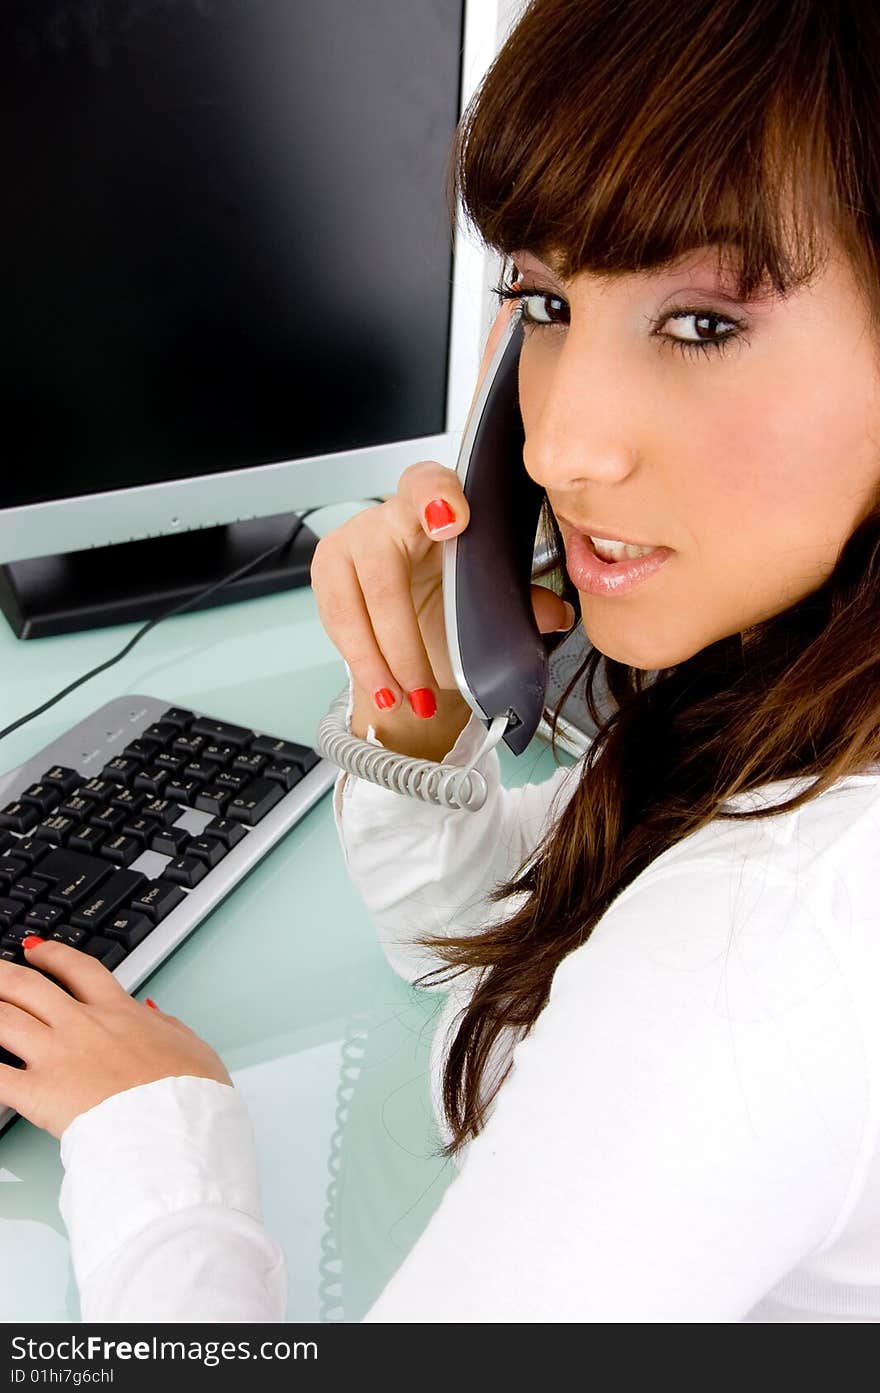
[{"xmin": 513, "ymin": 239, "xmax": 880, "ymax": 669}]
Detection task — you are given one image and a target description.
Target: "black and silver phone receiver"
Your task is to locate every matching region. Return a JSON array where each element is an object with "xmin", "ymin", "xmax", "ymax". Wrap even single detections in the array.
[{"xmin": 442, "ymin": 312, "xmax": 556, "ymax": 756}]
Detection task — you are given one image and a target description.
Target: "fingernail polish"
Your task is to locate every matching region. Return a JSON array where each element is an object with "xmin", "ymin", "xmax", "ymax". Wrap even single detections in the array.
[
  {"xmin": 146, "ymin": 998, "xmax": 159, "ymax": 1011},
  {"xmin": 374, "ymin": 687, "xmax": 396, "ymax": 710},
  {"xmin": 554, "ymin": 601, "xmax": 577, "ymax": 631},
  {"xmin": 424, "ymin": 499, "xmax": 456, "ymax": 534},
  {"xmin": 408, "ymin": 687, "xmax": 437, "ymax": 718},
  {"xmin": 21, "ymin": 936, "xmax": 44, "ymax": 950}
]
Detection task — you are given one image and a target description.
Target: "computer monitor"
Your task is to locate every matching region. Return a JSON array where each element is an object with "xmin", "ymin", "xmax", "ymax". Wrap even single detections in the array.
[{"xmin": 1, "ymin": 0, "xmax": 518, "ymax": 638}]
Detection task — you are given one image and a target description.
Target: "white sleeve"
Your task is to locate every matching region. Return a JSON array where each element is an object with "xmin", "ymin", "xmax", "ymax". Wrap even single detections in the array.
[
  {"xmin": 359, "ymin": 860, "xmax": 874, "ymax": 1322},
  {"xmin": 58, "ymin": 1076, "xmax": 287, "ymax": 1323},
  {"xmin": 331, "ymin": 668, "xmax": 582, "ymax": 984}
]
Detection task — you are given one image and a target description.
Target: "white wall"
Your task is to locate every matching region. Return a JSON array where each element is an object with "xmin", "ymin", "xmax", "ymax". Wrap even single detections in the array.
[{"xmin": 473, "ymin": 0, "xmax": 532, "ymax": 354}]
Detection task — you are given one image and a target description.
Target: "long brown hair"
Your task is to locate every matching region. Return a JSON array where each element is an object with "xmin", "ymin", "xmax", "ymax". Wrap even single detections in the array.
[{"xmin": 414, "ymin": 0, "xmax": 880, "ymax": 1157}]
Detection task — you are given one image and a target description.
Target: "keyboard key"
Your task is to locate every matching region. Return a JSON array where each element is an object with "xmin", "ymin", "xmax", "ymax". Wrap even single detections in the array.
[
  {"xmin": 103, "ymin": 911, "xmax": 153, "ymax": 951},
  {"xmin": 110, "ymin": 787, "xmax": 143, "ymax": 814},
  {"xmin": 263, "ymin": 761, "xmax": 304, "ymax": 792},
  {"xmin": 185, "ymin": 836, "xmax": 227, "ymax": 868},
  {"xmin": 23, "ymin": 903, "xmax": 64, "ymax": 934},
  {"xmin": 150, "ymin": 826, "xmax": 190, "ymax": 857},
  {"xmin": 231, "ymin": 751, "xmax": 268, "ymax": 778},
  {"xmin": 121, "ymin": 815, "xmax": 158, "ymax": 846},
  {"xmin": 133, "ymin": 765, "xmax": 169, "ymax": 797},
  {"xmin": 50, "ymin": 926, "xmax": 89, "ymax": 948},
  {"xmin": 69, "ymin": 869, "xmax": 147, "ymax": 930},
  {"xmin": 163, "ymin": 777, "xmax": 203, "ymax": 806},
  {"xmin": 0, "ymin": 898, "xmax": 25, "ymax": 930},
  {"xmin": 130, "ymin": 880, "xmax": 187, "ymax": 924},
  {"xmin": 201, "ymin": 743, "xmax": 237, "ymax": 767},
  {"xmin": 10, "ymin": 877, "xmax": 53, "ymax": 908},
  {"xmin": 0, "ymin": 831, "xmax": 12, "ymax": 855},
  {"xmin": 41, "ymin": 765, "xmax": 81, "ymax": 796},
  {"xmin": 35, "ymin": 814, "xmax": 78, "ymax": 846},
  {"xmin": 5, "ymin": 837, "xmax": 51, "ymax": 872},
  {"xmin": 82, "ymin": 936, "xmax": 127, "ymax": 970},
  {"xmin": 163, "ymin": 855, "xmax": 209, "ymax": 888},
  {"xmin": 89, "ymin": 804, "xmax": 126, "ymax": 834},
  {"xmin": 171, "ymin": 734, "xmax": 206, "ymax": 760},
  {"xmin": 47, "ymin": 865, "xmax": 114, "ymax": 913},
  {"xmin": 226, "ymin": 778, "xmax": 285, "ymax": 826},
  {"xmin": 140, "ymin": 797, "xmax": 178, "ymax": 827},
  {"xmin": 101, "ymin": 756, "xmax": 141, "ymax": 787},
  {"xmin": 213, "ymin": 770, "xmax": 248, "ymax": 794},
  {"xmin": 250, "ymin": 735, "xmax": 318, "ymax": 769},
  {"xmin": 57, "ymin": 794, "xmax": 93, "ymax": 823},
  {"xmin": 189, "ymin": 717, "xmax": 254, "ymax": 748},
  {"xmin": 122, "ymin": 739, "xmax": 156, "ymax": 765},
  {"xmin": 0, "ymin": 802, "xmax": 39, "ymax": 834},
  {"xmin": 201, "ymin": 817, "xmax": 246, "ymax": 849},
  {"xmin": 141, "ymin": 722, "xmax": 178, "ymax": 749},
  {"xmin": 159, "ymin": 707, "xmax": 195, "ymax": 731},
  {"xmin": 194, "ymin": 785, "xmax": 231, "ymax": 816},
  {"xmin": 98, "ymin": 834, "xmax": 141, "ymax": 868},
  {"xmin": 2, "ymin": 923, "xmax": 35, "ymax": 946},
  {"xmin": 67, "ymin": 824, "xmax": 106, "ymax": 856},
  {"xmin": 0, "ymin": 858, "xmax": 29, "ymax": 892},
  {"xmin": 182, "ymin": 759, "xmax": 214, "ymax": 784},
  {"xmin": 20, "ymin": 782, "xmax": 62, "ymax": 815},
  {"xmin": 32, "ymin": 848, "xmax": 114, "ymax": 904},
  {"xmin": 153, "ymin": 752, "xmax": 186, "ymax": 776}
]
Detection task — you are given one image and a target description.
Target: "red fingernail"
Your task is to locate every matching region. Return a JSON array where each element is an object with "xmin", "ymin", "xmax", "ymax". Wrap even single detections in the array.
[
  {"xmin": 424, "ymin": 499, "xmax": 456, "ymax": 533},
  {"xmin": 374, "ymin": 687, "xmax": 396, "ymax": 710},
  {"xmin": 408, "ymin": 687, "xmax": 437, "ymax": 719},
  {"xmin": 21, "ymin": 936, "xmax": 44, "ymax": 950},
  {"xmin": 146, "ymin": 998, "xmax": 159, "ymax": 1011}
]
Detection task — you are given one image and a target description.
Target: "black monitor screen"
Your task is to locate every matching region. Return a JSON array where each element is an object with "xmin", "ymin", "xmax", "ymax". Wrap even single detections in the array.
[{"xmin": 3, "ymin": 0, "xmax": 464, "ymax": 508}]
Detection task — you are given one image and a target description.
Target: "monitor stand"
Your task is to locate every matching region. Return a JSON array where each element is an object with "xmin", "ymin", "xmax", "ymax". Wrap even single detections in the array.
[{"xmin": 0, "ymin": 512, "xmax": 320, "ymax": 640}]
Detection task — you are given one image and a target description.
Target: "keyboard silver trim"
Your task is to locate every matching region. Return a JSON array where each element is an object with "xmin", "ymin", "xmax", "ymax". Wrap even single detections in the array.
[{"xmin": 0, "ymin": 694, "xmax": 339, "ymax": 1135}]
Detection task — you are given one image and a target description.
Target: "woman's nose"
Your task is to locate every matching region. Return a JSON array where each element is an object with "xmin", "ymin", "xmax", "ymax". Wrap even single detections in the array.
[{"xmin": 520, "ymin": 332, "xmax": 644, "ymax": 490}]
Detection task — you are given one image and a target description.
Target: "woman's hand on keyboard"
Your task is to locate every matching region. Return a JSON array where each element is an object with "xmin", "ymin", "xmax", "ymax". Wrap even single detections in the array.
[{"xmin": 0, "ymin": 938, "xmax": 232, "ymax": 1139}]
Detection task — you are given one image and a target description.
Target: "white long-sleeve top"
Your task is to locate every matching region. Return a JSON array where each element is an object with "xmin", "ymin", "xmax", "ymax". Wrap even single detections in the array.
[{"xmin": 57, "ymin": 676, "xmax": 880, "ymax": 1322}]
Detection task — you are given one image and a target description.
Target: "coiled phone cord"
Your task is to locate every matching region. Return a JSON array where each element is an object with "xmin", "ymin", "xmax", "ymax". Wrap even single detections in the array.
[{"xmin": 314, "ymin": 683, "xmax": 511, "ymax": 812}]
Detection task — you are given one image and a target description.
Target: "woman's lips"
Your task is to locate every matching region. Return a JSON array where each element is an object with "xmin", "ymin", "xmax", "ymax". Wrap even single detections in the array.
[{"xmin": 561, "ymin": 525, "xmax": 674, "ymax": 597}]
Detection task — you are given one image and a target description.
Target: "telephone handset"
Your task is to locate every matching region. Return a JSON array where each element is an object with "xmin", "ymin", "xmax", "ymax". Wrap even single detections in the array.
[
  {"xmin": 315, "ymin": 311, "xmax": 569, "ymax": 810},
  {"xmin": 442, "ymin": 310, "xmax": 566, "ymax": 756}
]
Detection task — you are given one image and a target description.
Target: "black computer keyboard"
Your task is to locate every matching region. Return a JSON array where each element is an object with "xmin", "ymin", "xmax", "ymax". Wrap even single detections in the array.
[{"xmin": 0, "ymin": 694, "xmax": 338, "ymax": 1131}]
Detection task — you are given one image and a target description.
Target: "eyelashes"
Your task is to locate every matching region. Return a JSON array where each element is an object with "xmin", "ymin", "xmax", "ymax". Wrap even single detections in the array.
[{"xmin": 490, "ymin": 280, "xmax": 748, "ymax": 360}]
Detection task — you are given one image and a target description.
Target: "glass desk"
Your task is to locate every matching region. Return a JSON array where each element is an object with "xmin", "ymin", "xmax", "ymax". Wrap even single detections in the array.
[{"xmin": 0, "ymin": 503, "xmax": 576, "ymax": 1323}]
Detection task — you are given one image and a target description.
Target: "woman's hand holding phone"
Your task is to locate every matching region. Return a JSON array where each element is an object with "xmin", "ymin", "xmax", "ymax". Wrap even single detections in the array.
[{"xmin": 309, "ymin": 298, "xmax": 575, "ymax": 760}]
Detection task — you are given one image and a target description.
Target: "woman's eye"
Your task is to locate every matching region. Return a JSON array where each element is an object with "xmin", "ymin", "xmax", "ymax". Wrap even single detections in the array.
[
  {"xmin": 517, "ymin": 292, "xmax": 569, "ymax": 328},
  {"xmin": 656, "ymin": 309, "xmax": 743, "ymax": 358}
]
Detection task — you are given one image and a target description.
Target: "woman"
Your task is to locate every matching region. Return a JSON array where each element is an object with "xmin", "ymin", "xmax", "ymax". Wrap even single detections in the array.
[{"xmin": 2, "ymin": 0, "xmax": 879, "ymax": 1321}]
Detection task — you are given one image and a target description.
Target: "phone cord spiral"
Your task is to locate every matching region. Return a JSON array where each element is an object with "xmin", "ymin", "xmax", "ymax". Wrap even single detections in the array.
[{"xmin": 314, "ymin": 685, "xmax": 509, "ymax": 811}]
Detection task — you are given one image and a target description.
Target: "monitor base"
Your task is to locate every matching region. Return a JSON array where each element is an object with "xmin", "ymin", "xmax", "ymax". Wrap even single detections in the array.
[{"xmin": 0, "ymin": 512, "xmax": 319, "ymax": 640}]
